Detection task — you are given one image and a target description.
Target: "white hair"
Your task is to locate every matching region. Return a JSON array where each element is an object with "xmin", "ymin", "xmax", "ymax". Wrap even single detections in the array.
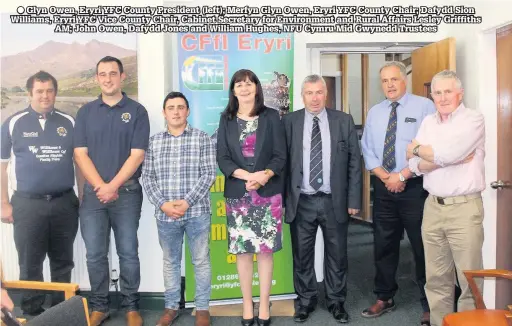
[
  {"xmin": 431, "ymin": 70, "xmax": 463, "ymax": 90},
  {"xmin": 301, "ymin": 74, "xmax": 327, "ymax": 94},
  {"xmin": 379, "ymin": 61, "xmax": 407, "ymax": 79}
]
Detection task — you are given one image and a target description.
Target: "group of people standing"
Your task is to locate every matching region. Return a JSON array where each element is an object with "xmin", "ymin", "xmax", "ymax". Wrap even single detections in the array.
[{"xmin": 0, "ymin": 56, "xmax": 484, "ymax": 326}]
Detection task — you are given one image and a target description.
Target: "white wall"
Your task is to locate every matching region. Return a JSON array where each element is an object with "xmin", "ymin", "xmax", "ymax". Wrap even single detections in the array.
[{"xmin": 442, "ymin": 1, "xmax": 512, "ymax": 308}]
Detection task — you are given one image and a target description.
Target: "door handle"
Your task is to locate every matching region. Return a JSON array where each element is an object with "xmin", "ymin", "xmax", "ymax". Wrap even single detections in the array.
[{"xmin": 490, "ymin": 180, "xmax": 510, "ymax": 189}]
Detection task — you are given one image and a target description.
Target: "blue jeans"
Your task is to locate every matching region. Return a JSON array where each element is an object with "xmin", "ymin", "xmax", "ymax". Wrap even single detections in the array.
[
  {"xmin": 79, "ymin": 182, "xmax": 142, "ymax": 312},
  {"xmin": 157, "ymin": 214, "xmax": 211, "ymax": 310}
]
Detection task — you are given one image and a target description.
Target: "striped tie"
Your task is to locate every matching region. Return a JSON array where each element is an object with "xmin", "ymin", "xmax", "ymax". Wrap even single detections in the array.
[
  {"xmin": 310, "ymin": 116, "xmax": 323, "ymax": 190},
  {"xmin": 382, "ymin": 102, "xmax": 399, "ymax": 172}
]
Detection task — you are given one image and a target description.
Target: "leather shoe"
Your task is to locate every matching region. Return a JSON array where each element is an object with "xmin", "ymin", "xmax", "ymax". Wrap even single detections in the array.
[
  {"xmin": 126, "ymin": 311, "xmax": 143, "ymax": 326},
  {"xmin": 421, "ymin": 311, "xmax": 431, "ymax": 326},
  {"xmin": 156, "ymin": 309, "xmax": 179, "ymax": 326},
  {"xmin": 257, "ymin": 317, "xmax": 271, "ymax": 326},
  {"xmin": 241, "ymin": 316, "xmax": 255, "ymax": 326},
  {"xmin": 195, "ymin": 310, "xmax": 211, "ymax": 326},
  {"xmin": 90, "ymin": 311, "xmax": 109, "ymax": 326},
  {"xmin": 329, "ymin": 303, "xmax": 349, "ymax": 323},
  {"xmin": 293, "ymin": 305, "xmax": 315, "ymax": 323},
  {"xmin": 361, "ymin": 299, "xmax": 396, "ymax": 318}
]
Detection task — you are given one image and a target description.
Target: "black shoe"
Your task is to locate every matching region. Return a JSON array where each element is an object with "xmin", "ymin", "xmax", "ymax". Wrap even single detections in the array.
[
  {"xmin": 241, "ymin": 301, "xmax": 255, "ymax": 326},
  {"xmin": 293, "ymin": 306, "xmax": 315, "ymax": 323},
  {"xmin": 329, "ymin": 303, "xmax": 349, "ymax": 323},
  {"xmin": 257, "ymin": 302, "xmax": 272, "ymax": 326},
  {"xmin": 241, "ymin": 316, "xmax": 255, "ymax": 326}
]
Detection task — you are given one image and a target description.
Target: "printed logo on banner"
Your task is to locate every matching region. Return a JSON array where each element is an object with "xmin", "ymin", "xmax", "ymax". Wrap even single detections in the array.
[
  {"xmin": 121, "ymin": 112, "xmax": 131, "ymax": 123},
  {"xmin": 182, "ymin": 55, "xmax": 225, "ymax": 91},
  {"xmin": 178, "ymin": 32, "xmax": 295, "ymax": 304},
  {"xmin": 28, "ymin": 146, "xmax": 38, "ymax": 154},
  {"xmin": 56, "ymin": 127, "xmax": 67, "ymax": 137}
]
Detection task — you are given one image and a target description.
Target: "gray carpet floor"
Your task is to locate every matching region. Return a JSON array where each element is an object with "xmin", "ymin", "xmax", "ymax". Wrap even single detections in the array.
[
  {"xmin": 101, "ymin": 220, "xmax": 425, "ymax": 325},
  {"xmin": 17, "ymin": 220, "xmax": 426, "ymax": 325}
]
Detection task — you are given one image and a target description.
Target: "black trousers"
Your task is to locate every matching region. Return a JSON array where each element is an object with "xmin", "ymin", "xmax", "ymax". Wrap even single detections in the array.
[
  {"xmin": 11, "ymin": 190, "xmax": 79, "ymax": 314},
  {"xmin": 372, "ymin": 177, "xmax": 429, "ymax": 312},
  {"xmin": 290, "ymin": 193, "xmax": 348, "ymax": 309}
]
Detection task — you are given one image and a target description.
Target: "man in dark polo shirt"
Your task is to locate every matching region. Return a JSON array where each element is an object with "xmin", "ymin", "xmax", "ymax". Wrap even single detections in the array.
[
  {"xmin": 0, "ymin": 71, "xmax": 81, "ymax": 315},
  {"xmin": 73, "ymin": 56, "xmax": 149, "ymax": 326}
]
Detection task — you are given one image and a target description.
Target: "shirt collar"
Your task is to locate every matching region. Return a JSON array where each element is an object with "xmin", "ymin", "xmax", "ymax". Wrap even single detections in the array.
[
  {"xmin": 28, "ymin": 105, "xmax": 54, "ymax": 119},
  {"xmin": 435, "ymin": 102, "xmax": 466, "ymax": 123},
  {"xmin": 305, "ymin": 107, "xmax": 327, "ymax": 121},
  {"xmin": 165, "ymin": 123, "xmax": 191, "ymax": 137},
  {"xmin": 386, "ymin": 92, "xmax": 409, "ymax": 108},
  {"xmin": 98, "ymin": 91, "xmax": 128, "ymax": 108}
]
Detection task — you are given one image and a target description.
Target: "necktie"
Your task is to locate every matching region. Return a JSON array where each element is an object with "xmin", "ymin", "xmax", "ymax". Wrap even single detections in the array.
[
  {"xmin": 382, "ymin": 102, "xmax": 399, "ymax": 172},
  {"xmin": 310, "ymin": 116, "xmax": 323, "ymax": 190}
]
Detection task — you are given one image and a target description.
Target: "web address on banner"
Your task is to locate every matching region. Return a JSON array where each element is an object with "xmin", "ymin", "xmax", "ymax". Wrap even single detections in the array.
[
  {"xmin": 212, "ymin": 280, "xmax": 277, "ymax": 290},
  {"xmin": 212, "ymin": 282, "xmax": 241, "ymax": 290}
]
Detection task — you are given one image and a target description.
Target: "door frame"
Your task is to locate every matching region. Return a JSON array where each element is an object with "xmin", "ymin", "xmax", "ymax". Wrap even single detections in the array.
[
  {"xmin": 307, "ymin": 35, "xmax": 504, "ymax": 309},
  {"xmin": 320, "ymin": 71, "xmax": 342, "ymax": 111},
  {"xmin": 308, "ymin": 43, "xmax": 426, "ymax": 283}
]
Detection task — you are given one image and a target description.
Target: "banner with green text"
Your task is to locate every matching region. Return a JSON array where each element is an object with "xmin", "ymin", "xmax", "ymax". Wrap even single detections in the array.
[{"xmin": 177, "ymin": 32, "xmax": 295, "ymax": 304}]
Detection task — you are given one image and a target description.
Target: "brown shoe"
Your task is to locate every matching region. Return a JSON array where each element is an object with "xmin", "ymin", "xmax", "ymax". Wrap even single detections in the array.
[
  {"xmin": 361, "ymin": 299, "xmax": 396, "ymax": 318},
  {"xmin": 195, "ymin": 310, "xmax": 211, "ymax": 326},
  {"xmin": 421, "ymin": 311, "xmax": 431, "ymax": 325},
  {"xmin": 90, "ymin": 311, "xmax": 109, "ymax": 326},
  {"xmin": 126, "ymin": 311, "xmax": 143, "ymax": 326},
  {"xmin": 156, "ymin": 309, "xmax": 179, "ymax": 326}
]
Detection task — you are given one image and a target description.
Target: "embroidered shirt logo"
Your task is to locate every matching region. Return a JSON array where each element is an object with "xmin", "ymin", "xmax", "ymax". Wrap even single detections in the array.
[
  {"xmin": 23, "ymin": 132, "xmax": 38, "ymax": 137},
  {"xmin": 57, "ymin": 127, "xmax": 67, "ymax": 137},
  {"xmin": 28, "ymin": 146, "xmax": 39, "ymax": 154},
  {"xmin": 121, "ymin": 113, "xmax": 131, "ymax": 123}
]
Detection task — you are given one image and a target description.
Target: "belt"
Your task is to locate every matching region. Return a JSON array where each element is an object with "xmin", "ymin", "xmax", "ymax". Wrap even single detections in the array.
[
  {"xmin": 14, "ymin": 188, "xmax": 73, "ymax": 201},
  {"xmin": 302, "ymin": 191, "xmax": 332, "ymax": 197},
  {"xmin": 122, "ymin": 179, "xmax": 139, "ymax": 187},
  {"xmin": 431, "ymin": 193, "xmax": 481, "ymax": 206}
]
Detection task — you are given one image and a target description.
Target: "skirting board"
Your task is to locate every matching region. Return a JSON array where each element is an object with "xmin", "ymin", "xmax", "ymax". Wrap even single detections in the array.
[{"xmin": 191, "ymin": 299, "xmax": 295, "ymax": 317}]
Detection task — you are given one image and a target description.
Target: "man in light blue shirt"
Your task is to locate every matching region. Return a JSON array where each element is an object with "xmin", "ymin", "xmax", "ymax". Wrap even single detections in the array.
[{"xmin": 361, "ymin": 61, "xmax": 435, "ymax": 325}]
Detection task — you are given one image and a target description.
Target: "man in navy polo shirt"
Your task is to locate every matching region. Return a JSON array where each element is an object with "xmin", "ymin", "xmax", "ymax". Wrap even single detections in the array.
[
  {"xmin": 0, "ymin": 71, "xmax": 81, "ymax": 315},
  {"xmin": 74, "ymin": 56, "xmax": 149, "ymax": 326}
]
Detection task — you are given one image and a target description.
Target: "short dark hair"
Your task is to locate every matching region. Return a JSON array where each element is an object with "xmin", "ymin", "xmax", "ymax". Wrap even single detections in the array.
[
  {"xmin": 96, "ymin": 56, "xmax": 124, "ymax": 74},
  {"xmin": 222, "ymin": 69, "xmax": 266, "ymax": 120},
  {"xmin": 26, "ymin": 71, "xmax": 58, "ymax": 95},
  {"xmin": 163, "ymin": 91, "xmax": 190, "ymax": 110}
]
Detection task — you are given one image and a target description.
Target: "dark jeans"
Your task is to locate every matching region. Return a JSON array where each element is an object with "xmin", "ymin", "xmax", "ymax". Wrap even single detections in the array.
[
  {"xmin": 79, "ymin": 181, "xmax": 142, "ymax": 312},
  {"xmin": 372, "ymin": 177, "xmax": 429, "ymax": 312},
  {"xmin": 12, "ymin": 190, "xmax": 79, "ymax": 314},
  {"xmin": 290, "ymin": 193, "xmax": 349, "ymax": 309}
]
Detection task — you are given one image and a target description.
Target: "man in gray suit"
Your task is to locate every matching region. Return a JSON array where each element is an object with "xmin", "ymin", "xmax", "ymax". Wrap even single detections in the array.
[{"xmin": 283, "ymin": 75, "xmax": 362, "ymax": 323}]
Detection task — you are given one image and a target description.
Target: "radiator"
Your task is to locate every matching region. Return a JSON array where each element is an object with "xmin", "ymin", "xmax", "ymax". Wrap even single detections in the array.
[{"xmin": 0, "ymin": 223, "xmax": 91, "ymax": 289}]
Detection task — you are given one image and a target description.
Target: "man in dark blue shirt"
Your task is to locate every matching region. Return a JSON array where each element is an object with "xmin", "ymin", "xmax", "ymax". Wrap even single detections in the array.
[
  {"xmin": 74, "ymin": 56, "xmax": 149, "ymax": 326},
  {"xmin": 0, "ymin": 71, "xmax": 81, "ymax": 316}
]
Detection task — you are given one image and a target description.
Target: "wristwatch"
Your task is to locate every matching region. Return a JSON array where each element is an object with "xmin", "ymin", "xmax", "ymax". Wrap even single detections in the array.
[
  {"xmin": 399, "ymin": 172, "xmax": 406, "ymax": 182},
  {"xmin": 264, "ymin": 169, "xmax": 273, "ymax": 176},
  {"xmin": 413, "ymin": 145, "xmax": 421, "ymax": 157}
]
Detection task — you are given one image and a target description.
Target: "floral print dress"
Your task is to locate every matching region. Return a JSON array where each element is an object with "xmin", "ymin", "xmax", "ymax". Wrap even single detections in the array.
[{"xmin": 226, "ymin": 117, "xmax": 283, "ymax": 254}]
